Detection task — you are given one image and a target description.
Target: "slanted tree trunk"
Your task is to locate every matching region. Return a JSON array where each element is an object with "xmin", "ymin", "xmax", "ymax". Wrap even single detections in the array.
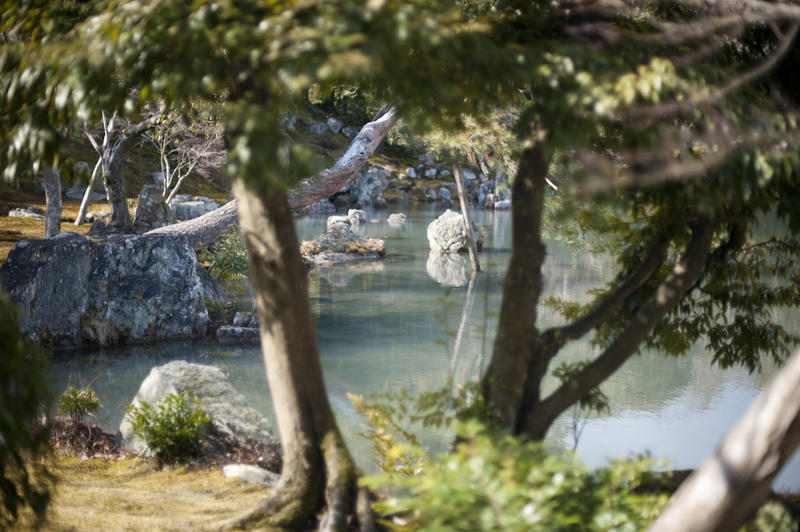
[
  {"xmin": 42, "ymin": 167, "xmax": 61, "ymax": 238},
  {"xmin": 648, "ymin": 347, "xmax": 800, "ymax": 532},
  {"xmin": 146, "ymin": 107, "xmax": 399, "ymax": 248},
  {"xmin": 225, "ymin": 179, "xmax": 370, "ymax": 530}
]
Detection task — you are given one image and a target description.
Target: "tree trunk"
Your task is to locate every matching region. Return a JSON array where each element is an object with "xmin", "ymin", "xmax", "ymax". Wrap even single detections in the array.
[
  {"xmin": 481, "ymin": 142, "xmax": 549, "ymax": 431},
  {"xmin": 42, "ymin": 167, "xmax": 61, "ymax": 238},
  {"xmin": 146, "ymin": 108, "xmax": 399, "ymax": 248},
  {"xmin": 74, "ymin": 159, "xmax": 102, "ymax": 226},
  {"xmin": 105, "ymin": 147, "xmax": 132, "ymax": 233},
  {"xmin": 225, "ymin": 179, "xmax": 366, "ymax": 531},
  {"xmin": 648, "ymin": 348, "xmax": 800, "ymax": 532}
]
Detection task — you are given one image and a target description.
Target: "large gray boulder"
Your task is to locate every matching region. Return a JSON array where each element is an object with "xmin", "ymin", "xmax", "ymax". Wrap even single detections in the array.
[
  {"xmin": 133, "ymin": 184, "xmax": 174, "ymax": 233},
  {"xmin": 119, "ymin": 361, "xmax": 281, "ymax": 469},
  {"xmin": 169, "ymin": 196, "xmax": 219, "ymax": 221},
  {"xmin": 0, "ymin": 233, "xmax": 209, "ymax": 346},
  {"xmin": 427, "ymin": 209, "xmax": 485, "ymax": 253},
  {"xmin": 300, "ymin": 222, "xmax": 385, "ymax": 267}
]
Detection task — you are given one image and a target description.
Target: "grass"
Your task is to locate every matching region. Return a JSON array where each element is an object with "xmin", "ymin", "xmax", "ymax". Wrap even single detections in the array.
[
  {"xmin": 16, "ymin": 456, "xmax": 267, "ymax": 531},
  {"xmin": 0, "ymin": 190, "xmax": 103, "ymax": 265}
]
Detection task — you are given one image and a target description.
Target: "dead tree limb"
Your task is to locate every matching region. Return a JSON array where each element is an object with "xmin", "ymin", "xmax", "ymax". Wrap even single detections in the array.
[{"xmin": 146, "ymin": 107, "xmax": 399, "ymax": 248}]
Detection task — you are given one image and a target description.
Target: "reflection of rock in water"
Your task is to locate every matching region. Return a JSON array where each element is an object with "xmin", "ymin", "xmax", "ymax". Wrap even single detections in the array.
[
  {"xmin": 314, "ymin": 261, "xmax": 385, "ymax": 287},
  {"xmin": 426, "ymin": 251, "xmax": 469, "ymax": 287}
]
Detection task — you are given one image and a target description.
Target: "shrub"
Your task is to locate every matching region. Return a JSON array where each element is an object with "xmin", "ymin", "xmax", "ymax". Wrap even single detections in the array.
[
  {"xmin": 363, "ymin": 420, "xmax": 669, "ymax": 532},
  {"xmin": 126, "ymin": 391, "xmax": 211, "ymax": 466},
  {"xmin": 57, "ymin": 385, "xmax": 101, "ymax": 421},
  {"xmin": 198, "ymin": 229, "xmax": 248, "ymax": 281},
  {"xmin": 0, "ymin": 291, "xmax": 54, "ymax": 527}
]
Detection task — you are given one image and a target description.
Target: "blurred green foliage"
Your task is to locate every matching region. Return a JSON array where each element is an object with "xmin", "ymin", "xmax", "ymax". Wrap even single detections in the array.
[{"xmin": 0, "ymin": 291, "xmax": 53, "ymax": 527}]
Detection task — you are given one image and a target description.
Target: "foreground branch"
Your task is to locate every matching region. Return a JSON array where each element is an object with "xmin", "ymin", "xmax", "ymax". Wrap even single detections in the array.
[
  {"xmin": 146, "ymin": 107, "xmax": 399, "ymax": 248},
  {"xmin": 523, "ymin": 219, "xmax": 715, "ymax": 438},
  {"xmin": 649, "ymin": 347, "xmax": 800, "ymax": 532}
]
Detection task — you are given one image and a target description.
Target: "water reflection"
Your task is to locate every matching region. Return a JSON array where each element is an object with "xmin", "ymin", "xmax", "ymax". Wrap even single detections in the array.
[
  {"xmin": 47, "ymin": 206, "xmax": 800, "ymax": 490},
  {"xmin": 426, "ymin": 251, "xmax": 469, "ymax": 287}
]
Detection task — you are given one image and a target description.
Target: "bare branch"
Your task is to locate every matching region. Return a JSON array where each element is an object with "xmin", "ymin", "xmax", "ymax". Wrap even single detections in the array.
[
  {"xmin": 544, "ymin": 232, "xmax": 671, "ymax": 346},
  {"xmin": 524, "ymin": 218, "xmax": 715, "ymax": 437},
  {"xmin": 625, "ymin": 22, "xmax": 799, "ymax": 120}
]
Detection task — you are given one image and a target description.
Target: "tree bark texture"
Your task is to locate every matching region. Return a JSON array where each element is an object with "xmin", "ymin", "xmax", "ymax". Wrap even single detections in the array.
[
  {"xmin": 481, "ymin": 143, "xmax": 548, "ymax": 431},
  {"xmin": 146, "ymin": 107, "xmax": 399, "ymax": 248},
  {"xmin": 226, "ymin": 180, "xmax": 361, "ymax": 531},
  {"xmin": 42, "ymin": 167, "xmax": 61, "ymax": 238},
  {"xmin": 105, "ymin": 145, "xmax": 132, "ymax": 233},
  {"xmin": 649, "ymin": 347, "xmax": 800, "ymax": 532}
]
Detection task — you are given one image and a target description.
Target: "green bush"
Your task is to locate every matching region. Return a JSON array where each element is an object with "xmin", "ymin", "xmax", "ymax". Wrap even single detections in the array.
[
  {"xmin": 198, "ymin": 229, "xmax": 248, "ymax": 281},
  {"xmin": 0, "ymin": 291, "xmax": 54, "ymax": 528},
  {"xmin": 126, "ymin": 391, "xmax": 211, "ymax": 466},
  {"xmin": 353, "ymin": 387, "xmax": 666, "ymax": 531},
  {"xmin": 360, "ymin": 419, "xmax": 669, "ymax": 532},
  {"xmin": 57, "ymin": 385, "xmax": 101, "ymax": 421}
]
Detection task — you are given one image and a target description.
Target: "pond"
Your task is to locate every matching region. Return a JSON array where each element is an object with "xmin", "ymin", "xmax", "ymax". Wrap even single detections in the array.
[{"xmin": 48, "ymin": 205, "xmax": 800, "ymax": 490}]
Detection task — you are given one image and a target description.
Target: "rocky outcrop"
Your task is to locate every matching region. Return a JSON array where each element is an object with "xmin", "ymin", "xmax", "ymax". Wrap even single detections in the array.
[
  {"xmin": 427, "ymin": 209, "xmax": 485, "ymax": 253},
  {"xmin": 0, "ymin": 233, "xmax": 210, "ymax": 346},
  {"xmin": 345, "ymin": 164, "xmax": 391, "ymax": 207},
  {"xmin": 119, "ymin": 361, "xmax": 281, "ymax": 469},
  {"xmin": 133, "ymin": 184, "xmax": 174, "ymax": 233},
  {"xmin": 300, "ymin": 222, "xmax": 385, "ymax": 267}
]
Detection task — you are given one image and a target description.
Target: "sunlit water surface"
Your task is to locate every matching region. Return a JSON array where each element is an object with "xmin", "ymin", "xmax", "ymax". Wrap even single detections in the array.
[{"xmin": 49, "ymin": 206, "xmax": 800, "ymax": 490}]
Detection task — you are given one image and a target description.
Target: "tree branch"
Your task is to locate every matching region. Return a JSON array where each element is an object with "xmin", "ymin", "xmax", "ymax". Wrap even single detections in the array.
[
  {"xmin": 146, "ymin": 107, "xmax": 399, "ymax": 247},
  {"xmin": 286, "ymin": 107, "xmax": 398, "ymax": 209},
  {"xmin": 624, "ymin": 22, "xmax": 799, "ymax": 121},
  {"xmin": 544, "ymin": 232, "xmax": 671, "ymax": 347},
  {"xmin": 523, "ymin": 218, "xmax": 715, "ymax": 438}
]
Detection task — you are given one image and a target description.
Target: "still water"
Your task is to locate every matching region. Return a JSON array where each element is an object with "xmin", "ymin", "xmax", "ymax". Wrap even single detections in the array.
[{"xmin": 49, "ymin": 206, "xmax": 800, "ymax": 490}]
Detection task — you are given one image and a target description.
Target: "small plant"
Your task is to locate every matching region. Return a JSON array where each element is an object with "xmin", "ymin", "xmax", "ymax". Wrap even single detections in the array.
[
  {"xmin": 57, "ymin": 385, "xmax": 101, "ymax": 421},
  {"xmin": 198, "ymin": 229, "xmax": 248, "ymax": 281},
  {"xmin": 126, "ymin": 391, "xmax": 211, "ymax": 466}
]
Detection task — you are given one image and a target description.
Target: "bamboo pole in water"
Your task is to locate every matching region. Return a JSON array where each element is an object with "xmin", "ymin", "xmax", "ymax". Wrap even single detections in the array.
[{"xmin": 453, "ymin": 161, "xmax": 480, "ymax": 272}]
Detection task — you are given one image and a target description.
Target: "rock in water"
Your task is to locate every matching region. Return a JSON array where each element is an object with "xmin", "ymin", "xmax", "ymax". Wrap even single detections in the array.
[
  {"xmin": 0, "ymin": 233, "xmax": 210, "ymax": 346},
  {"xmin": 300, "ymin": 222, "xmax": 385, "ymax": 267},
  {"xmin": 427, "ymin": 209, "xmax": 485, "ymax": 253},
  {"xmin": 133, "ymin": 184, "xmax": 174, "ymax": 233},
  {"xmin": 119, "ymin": 360, "xmax": 281, "ymax": 468},
  {"xmin": 387, "ymin": 213, "xmax": 407, "ymax": 226}
]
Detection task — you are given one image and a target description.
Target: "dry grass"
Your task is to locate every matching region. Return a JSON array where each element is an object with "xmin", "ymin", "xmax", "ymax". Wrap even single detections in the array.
[
  {"xmin": 299, "ymin": 241, "xmax": 322, "ymax": 256},
  {"xmin": 16, "ymin": 456, "xmax": 268, "ymax": 531},
  {"xmin": 0, "ymin": 190, "xmax": 109, "ymax": 265},
  {"xmin": 345, "ymin": 238, "xmax": 385, "ymax": 255}
]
